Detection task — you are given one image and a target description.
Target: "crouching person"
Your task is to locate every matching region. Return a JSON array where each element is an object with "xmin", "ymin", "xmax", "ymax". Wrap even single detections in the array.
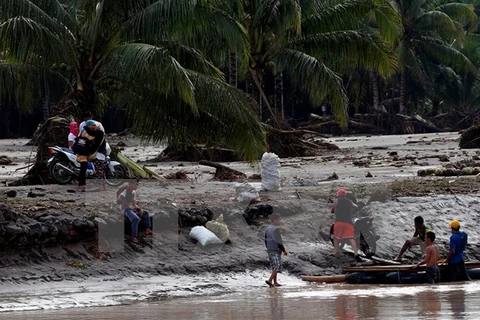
[{"xmin": 117, "ymin": 180, "xmax": 153, "ymax": 244}]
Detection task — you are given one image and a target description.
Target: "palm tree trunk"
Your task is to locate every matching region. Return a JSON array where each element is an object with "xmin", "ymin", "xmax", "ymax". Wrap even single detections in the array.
[
  {"xmin": 228, "ymin": 52, "xmax": 237, "ymax": 88},
  {"xmin": 371, "ymin": 72, "xmax": 379, "ymax": 112},
  {"xmin": 41, "ymin": 70, "xmax": 51, "ymax": 121},
  {"xmin": 399, "ymin": 73, "xmax": 406, "ymax": 114},
  {"xmin": 275, "ymin": 72, "xmax": 284, "ymax": 121},
  {"xmin": 249, "ymin": 68, "xmax": 279, "ymax": 127}
]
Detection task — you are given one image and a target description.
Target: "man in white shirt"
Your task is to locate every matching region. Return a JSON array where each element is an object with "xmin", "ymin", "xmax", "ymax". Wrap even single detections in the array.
[{"xmin": 117, "ymin": 180, "xmax": 153, "ymax": 243}]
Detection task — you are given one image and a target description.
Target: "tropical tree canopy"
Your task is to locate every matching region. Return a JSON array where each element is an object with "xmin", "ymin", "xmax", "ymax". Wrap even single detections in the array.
[{"xmin": 0, "ymin": 0, "xmax": 266, "ymax": 161}]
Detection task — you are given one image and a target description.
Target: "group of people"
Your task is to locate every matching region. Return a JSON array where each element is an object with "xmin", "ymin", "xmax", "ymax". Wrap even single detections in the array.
[
  {"xmin": 67, "ymin": 112, "xmax": 108, "ymax": 191},
  {"xmin": 264, "ymin": 188, "xmax": 471, "ymax": 287}
]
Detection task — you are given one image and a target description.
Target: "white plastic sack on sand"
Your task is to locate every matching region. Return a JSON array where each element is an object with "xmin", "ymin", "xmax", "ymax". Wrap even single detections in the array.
[
  {"xmin": 189, "ymin": 226, "xmax": 223, "ymax": 246},
  {"xmin": 235, "ymin": 182, "xmax": 259, "ymax": 203},
  {"xmin": 261, "ymin": 152, "xmax": 281, "ymax": 191},
  {"xmin": 206, "ymin": 214, "xmax": 230, "ymax": 243}
]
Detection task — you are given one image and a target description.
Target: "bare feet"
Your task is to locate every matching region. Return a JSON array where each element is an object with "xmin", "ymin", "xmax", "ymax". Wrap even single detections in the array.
[
  {"xmin": 274, "ymin": 283, "xmax": 282, "ymax": 287},
  {"xmin": 130, "ymin": 237, "xmax": 139, "ymax": 244}
]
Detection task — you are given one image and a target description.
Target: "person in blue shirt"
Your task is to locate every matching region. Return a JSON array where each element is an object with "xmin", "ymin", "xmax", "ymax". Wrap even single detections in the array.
[{"xmin": 444, "ymin": 220, "xmax": 470, "ymax": 282}]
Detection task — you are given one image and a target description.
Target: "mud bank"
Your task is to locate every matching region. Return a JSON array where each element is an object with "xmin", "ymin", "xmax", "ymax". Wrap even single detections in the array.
[{"xmin": 1, "ymin": 132, "xmax": 480, "ymax": 311}]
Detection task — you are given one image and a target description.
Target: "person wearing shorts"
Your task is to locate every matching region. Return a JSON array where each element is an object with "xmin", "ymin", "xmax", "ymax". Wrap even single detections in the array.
[
  {"xmin": 413, "ymin": 231, "xmax": 440, "ymax": 284},
  {"xmin": 264, "ymin": 213, "xmax": 287, "ymax": 287},
  {"xmin": 331, "ymin": 188, "xmax": 360, "ymax": 261},
  {"xmin": 395, "ymin": 216, "xmax": 430, "ymax": 261}
]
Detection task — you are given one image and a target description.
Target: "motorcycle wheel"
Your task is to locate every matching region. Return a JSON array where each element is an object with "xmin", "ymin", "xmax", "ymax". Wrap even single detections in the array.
[
  {"xmin": 360, "ymin": 231, "xmax": 377, "ymax": 257},
  {"xmin": 49, "ymin": 159, "xmax": 74, "ymax": 185},
  {"xmin": 105, "ymin": 165, "xmax": 127, "ymax": 187}
]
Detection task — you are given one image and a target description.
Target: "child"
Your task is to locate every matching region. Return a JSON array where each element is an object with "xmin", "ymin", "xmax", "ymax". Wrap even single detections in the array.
[
  {"xmin": 264, "ymin": 213, "xmax": 288, "ymax": 287},
  {"xmin": 413, "ymin": 231, "xmax": 440, "ymax": 284}
]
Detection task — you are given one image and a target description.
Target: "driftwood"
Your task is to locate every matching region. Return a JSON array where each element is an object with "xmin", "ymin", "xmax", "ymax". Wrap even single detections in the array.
[{"xmin": 199, "ymin": 160, "xmax": 246, "ymax": 181}]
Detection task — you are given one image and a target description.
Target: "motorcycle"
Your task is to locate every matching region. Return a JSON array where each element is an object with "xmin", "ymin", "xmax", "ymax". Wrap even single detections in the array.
[
  {"xmin": 47, "ymin": 146, "xmax": 126, "ymax": 187},
  {"xmin": 329, "ymin": 194, "xmax": 380, "ymax": 257}
]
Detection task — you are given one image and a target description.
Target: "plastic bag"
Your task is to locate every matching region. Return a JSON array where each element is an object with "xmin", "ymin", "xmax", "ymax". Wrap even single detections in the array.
[
  {"xmin": 261, "ymin": 152, "xmax": 281, "ymax": 191},
  {"xmin": 206, "ymin": 214, "xmax": 230, "ymax": 243},
  {"xmin": 235, "ymin": 182, "xmax": 259, "ymax": 203},
  {"xmin": 189, "ymin": 226, "xmax": 223, "ymax": 246}
]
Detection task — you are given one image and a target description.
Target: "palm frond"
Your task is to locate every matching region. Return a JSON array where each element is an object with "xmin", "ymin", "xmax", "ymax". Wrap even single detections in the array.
[
  {"xmin": 291, "ymin": 30, "xmax": 397, "ymax": 77},
  {"xmin": 275, "ymin": 49, "xmax": 349, "ymax": 128},
  {"xmin": 103, "ymin": 43, "xmax": 197, "ymax": 109},
  {"xmin": 0, "ymin": 17, "xmax": 76, "ymax": 66}
]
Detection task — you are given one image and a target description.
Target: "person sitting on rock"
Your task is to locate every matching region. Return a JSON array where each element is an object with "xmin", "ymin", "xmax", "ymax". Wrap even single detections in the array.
[
  {"xmin": 331, "ymin": 188, "xmax": 361, "ymax": 262},
  {"xmin": 117, "ymin": 180, "xmax": 153, "ymax": 244},
  {"xmin": 395, "ymin": 216, "xmax": 430, "ymax": 261}
]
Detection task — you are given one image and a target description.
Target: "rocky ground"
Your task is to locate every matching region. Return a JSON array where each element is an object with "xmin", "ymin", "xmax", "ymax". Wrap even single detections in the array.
[{"xmin": 0, "ymin": 132, "xmax": 480, "ymax": 297}]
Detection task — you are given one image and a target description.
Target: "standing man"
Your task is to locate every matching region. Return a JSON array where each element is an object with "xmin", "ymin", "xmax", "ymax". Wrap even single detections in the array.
[
  {"xmin": 413, "ymin": 231, "xmax": 440, "ymax": 284},
  {"xmin": 331, "ymin": 188, "xmax": 361, "ymax": 261},
  {"xmin": 395, "ymin": 216, "xmax": 430, "ymax": 261},
  {"xmin": 117, "ymin": 180, "xmax": 153, "ymax": 244},
  {"xmin": 265, "ymin": 212, "xmax": 288, "ymax": 287},
  {"xmin": 444, "ymin": 220, "xmax": 470, "ymax": 282}
]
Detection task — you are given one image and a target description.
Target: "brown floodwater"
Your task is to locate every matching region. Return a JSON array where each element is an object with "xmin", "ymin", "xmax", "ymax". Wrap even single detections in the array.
[{"xmin": 2, "ymin": 282, "xmax": 480, "ymax": 320}]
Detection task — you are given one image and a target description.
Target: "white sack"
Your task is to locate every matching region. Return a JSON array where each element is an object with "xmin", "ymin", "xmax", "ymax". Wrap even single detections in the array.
[
  {"xmin": 261, "ymin": 152, "xmax": 281, "ymax": 191},
  {"xmin": 189, "ymin": 226, "xmax": 223, "ymax": 246}
]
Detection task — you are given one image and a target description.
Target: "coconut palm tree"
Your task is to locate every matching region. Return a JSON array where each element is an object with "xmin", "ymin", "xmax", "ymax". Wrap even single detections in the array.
[
  {"xmin": 0, "ymin": 0, "xmax": 266, "ymax": 161},
  {"xmin": 394, "ymin": 0, "xmax": 477, "ymax": 114},
  {"xmin": 233, "ymin": 0, "xmax": 400, "ymax": 128}
]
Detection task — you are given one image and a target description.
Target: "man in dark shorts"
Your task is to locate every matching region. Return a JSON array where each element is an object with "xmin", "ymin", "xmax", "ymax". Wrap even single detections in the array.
[
  {"xmin": 331, "ymin": 188, "xmax": 360, "ymax": 261},
  {"xmin": 264, "ymin": 213, "xmax": 288, "ymax": 287},
  {"xmin": 413, "ymin": 231, "xmax": 440, "ymax": 284},
  {"xmin": 444, "ymin": 219, "xmax": 470, "ymax": 282}
]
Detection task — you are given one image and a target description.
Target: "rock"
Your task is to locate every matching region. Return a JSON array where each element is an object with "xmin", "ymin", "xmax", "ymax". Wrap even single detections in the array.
[
  {"xmin": 67, "ymin": 189, "xmax": 76, "ymax": 193},
  {"xmin": 328, "ymin": 172, "xmax": 339, "ymax": 180},
  {"xmin": 27, "ymin": 222, "xmax": 43, "ymax": 237},
  {"xmin": 4, "ymin": 224, "xmax": 23, "ymax": 236},
  {"xmin": 392, "ymin": 155, "xmax": 399, "ymax": 161},
  {"xmin": 0, "ymin": 155, "xmax": 12, "ymax": 165},
  {"xmin": 38, "ymin": 215, "xmax": 56, "ymax": 223},
  {"xmin": 4, "ymin": 190, "xmax": 16, "ymax": 198},
  {"xmin": 366, "ymin": 172, "xmax": 373, "ymax": 178},
  {"xmin": 438, "ymin": 155, "xmax": 450, "ymax": 162},
  {"xmin": 116, "ymin": 141, "xmax": 127, "ymax": 147},
  {"xmin": 3, "ymin": 210, "xmax": 18, "ymax": 222},
  {"xmin": 461, "ymin": 167, "xmax": 474, "ymax": 175},
  {"xmin": 389, "ymin": 151, "xmax": 398, "ymax": 156},
  {"xmin": 417, "ymin": 169, "xmax": 427, "ymax": 177}
]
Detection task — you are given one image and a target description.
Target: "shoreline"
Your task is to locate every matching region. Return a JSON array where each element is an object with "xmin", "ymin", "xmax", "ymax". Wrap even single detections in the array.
[{"xmin": 1, "ymin": 132, "xmax": 480, "ymax": 312}]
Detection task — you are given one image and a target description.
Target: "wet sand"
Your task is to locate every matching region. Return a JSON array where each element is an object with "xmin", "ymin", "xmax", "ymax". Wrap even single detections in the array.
[{"xmin": 1, "ymin": 132, "xmax": 480, "ymax": 313}]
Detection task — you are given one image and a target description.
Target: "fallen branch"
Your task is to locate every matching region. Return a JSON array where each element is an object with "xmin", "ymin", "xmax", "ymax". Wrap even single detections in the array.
[{"xmin": 199, "ymin": 160, "xmax": 246, "ymax": 181}]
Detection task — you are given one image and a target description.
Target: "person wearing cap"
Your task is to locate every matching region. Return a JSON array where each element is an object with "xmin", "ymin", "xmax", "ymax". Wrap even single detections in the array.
[
  {"xmin": 264, "ymin": 212, "xmax": 287, "ymax": 287},
  {"xmin": 394, "ymin": 216, "xmax": 430, "ymax": 262},
  {"xmin": 331, "ymin": 188, "xmax": 360, "ymax": 261},
  {"xmin": 444, "ymin": 219, "xmax": 470, "ymax": 282}
]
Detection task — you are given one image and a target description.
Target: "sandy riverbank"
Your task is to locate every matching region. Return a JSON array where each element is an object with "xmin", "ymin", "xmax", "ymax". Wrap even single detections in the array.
[{"xmin": 1, "ymin": 132, "xmax": 480, "ymax": 312}]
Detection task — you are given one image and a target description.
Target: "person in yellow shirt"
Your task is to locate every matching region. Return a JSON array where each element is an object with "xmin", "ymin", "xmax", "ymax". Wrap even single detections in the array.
[{"xmin": 395, "ymin": 216, "xmax": 430, "ymax": 261}]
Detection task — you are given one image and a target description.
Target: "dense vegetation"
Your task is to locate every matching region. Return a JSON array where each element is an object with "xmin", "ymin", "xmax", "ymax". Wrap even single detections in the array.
[{"xmin": 0, "ymin": 0, "xmax": 479, "ymax": 159}]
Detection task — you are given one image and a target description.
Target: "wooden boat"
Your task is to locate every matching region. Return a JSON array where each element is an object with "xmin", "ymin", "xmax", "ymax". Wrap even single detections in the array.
[{"xmin": 301, "ymin": 261, "xmax": 480, "ymax": 284}]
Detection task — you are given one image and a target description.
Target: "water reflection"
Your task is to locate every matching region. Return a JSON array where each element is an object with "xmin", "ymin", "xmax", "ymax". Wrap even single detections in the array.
[
  {"xmin": 3, "ymin": 283, "xmax": 480, "ymax": 320},
  {"xmin": 447, "ymin": 289, "xmax": 466, "ymax": 319},
  {"xmin": 418, "ymin": 290, "xmax": 441, "ymax": 319}
]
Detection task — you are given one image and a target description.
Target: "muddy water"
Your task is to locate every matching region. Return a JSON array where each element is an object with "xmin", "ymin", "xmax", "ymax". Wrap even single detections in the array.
[{"xmin": 3, "ymin": 282, "xmax": 480, "ymax": 320}]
